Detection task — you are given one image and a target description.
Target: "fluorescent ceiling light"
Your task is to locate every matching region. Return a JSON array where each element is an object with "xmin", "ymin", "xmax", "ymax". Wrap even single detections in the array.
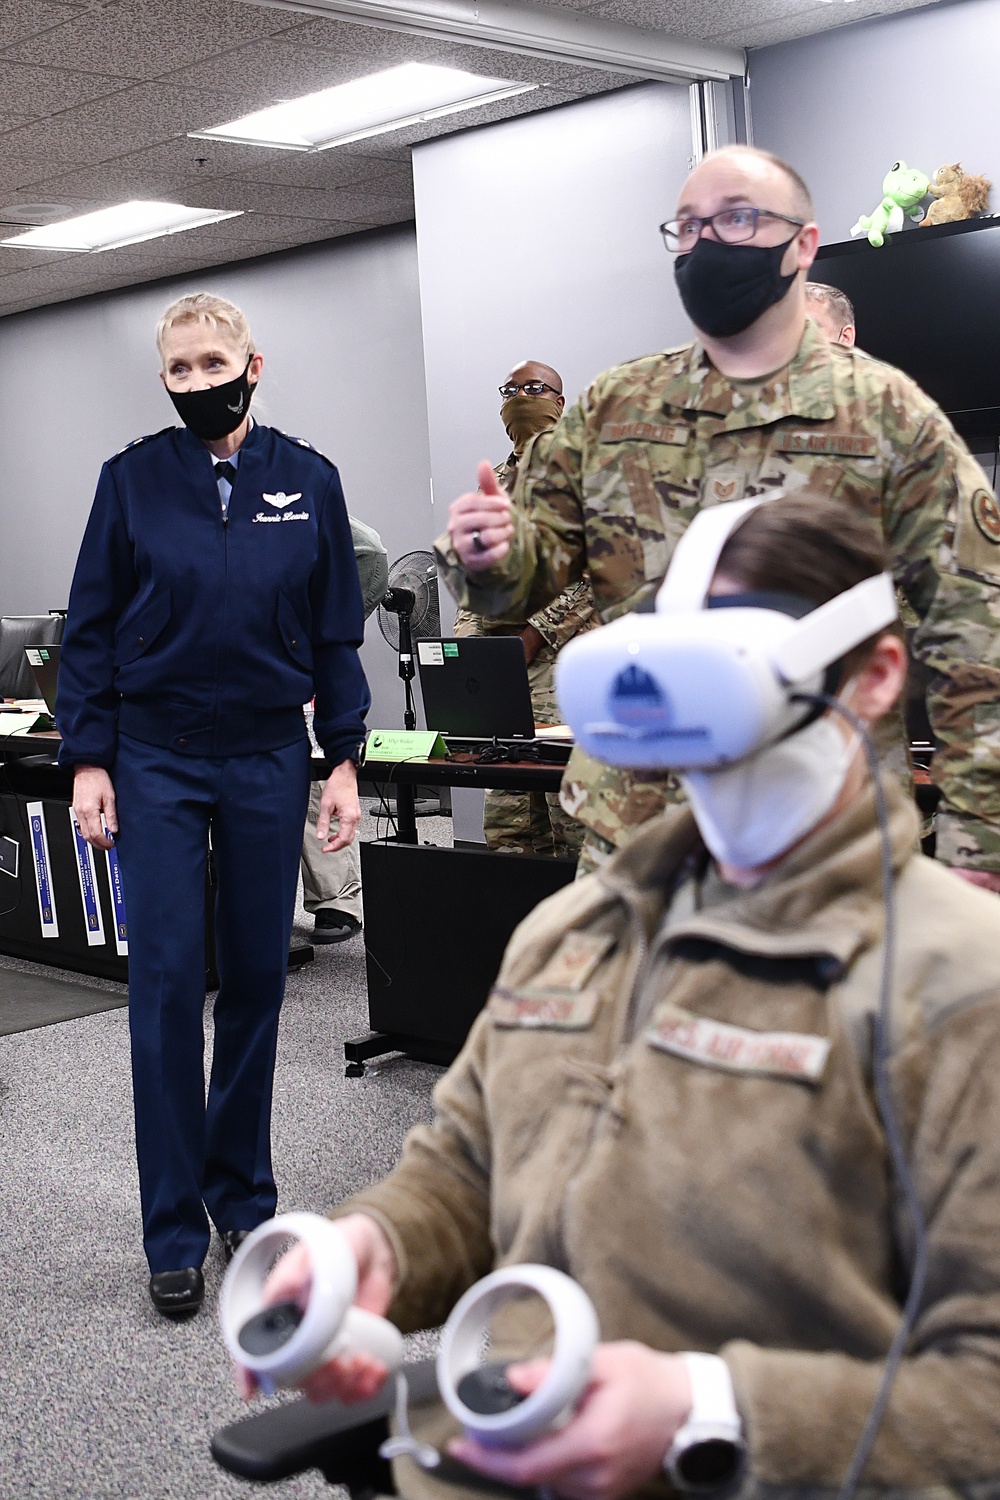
[
  {"xmin": 0, "ymin": 200, "xmax": 243, "ymax": 253},
  {"xmin": 191, "ymin": 62, "xmax": 537, "ymax": 152}
]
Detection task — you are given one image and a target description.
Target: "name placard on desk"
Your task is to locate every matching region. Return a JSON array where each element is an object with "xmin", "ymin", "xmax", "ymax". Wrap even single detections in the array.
[
  {"xmin": 363, "ymin": 729, "xmax": 448, "ymax": 763},
  {"xmin": 0, "ymin": 711, "xmax": 51, "ymax": 737}
]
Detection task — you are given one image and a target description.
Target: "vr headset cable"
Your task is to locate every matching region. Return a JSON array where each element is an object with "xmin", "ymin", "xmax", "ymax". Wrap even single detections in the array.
[{"xmin": 796, "ymin": 694, "xmax": 930, "ymax": 1500}]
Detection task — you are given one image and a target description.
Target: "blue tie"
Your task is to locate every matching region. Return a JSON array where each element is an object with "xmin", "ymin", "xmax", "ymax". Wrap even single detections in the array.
[{"xmin": 214, "ymin": 460, "xmax": 237, "ymax": 518}]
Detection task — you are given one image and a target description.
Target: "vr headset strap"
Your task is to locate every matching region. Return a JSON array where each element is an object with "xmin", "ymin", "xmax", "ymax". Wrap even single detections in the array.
[
  {"xmin": 656, "ymin": 497, "xmax": 771, "ymax": 613},
  {"xmin": 771, "ymin": 572, "xmax": 898, "ymax": 685}
]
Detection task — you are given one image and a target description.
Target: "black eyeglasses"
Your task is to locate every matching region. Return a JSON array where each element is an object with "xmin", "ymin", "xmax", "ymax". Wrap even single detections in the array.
[
  {"xmin": 659, "ymin": 207, "xmax": 805, "ymax": 254},
  {"xmin": 499, "ymin": 380, "xmax": 561, "ymax": 398}
]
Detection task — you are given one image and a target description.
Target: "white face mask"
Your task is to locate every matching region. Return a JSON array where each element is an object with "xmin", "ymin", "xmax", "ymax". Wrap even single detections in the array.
[{"xmin": 681, "ymin": 709, "xmax": 858, "ymax": 870}]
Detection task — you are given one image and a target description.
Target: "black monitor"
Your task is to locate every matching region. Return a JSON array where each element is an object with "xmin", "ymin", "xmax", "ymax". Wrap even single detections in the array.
[{"xmin": 813, "ymin": 218, "xmax": 1000, "ymax": 442}]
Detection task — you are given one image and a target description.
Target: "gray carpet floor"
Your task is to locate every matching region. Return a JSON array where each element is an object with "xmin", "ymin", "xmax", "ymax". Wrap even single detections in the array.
[{"xmin": 0, "ymin": 807, "xmax": 453, "ymax": 1500}]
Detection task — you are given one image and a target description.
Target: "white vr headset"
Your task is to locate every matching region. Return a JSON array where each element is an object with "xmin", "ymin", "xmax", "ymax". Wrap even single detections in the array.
[{"xmin": 555, "ymin": 497, "xmax": 898, "ymax": 771}]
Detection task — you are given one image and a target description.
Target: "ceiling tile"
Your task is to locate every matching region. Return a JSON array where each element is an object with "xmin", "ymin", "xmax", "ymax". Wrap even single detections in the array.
[
  {"xmin": 179, "ymin": 177, "xmax": 412, "ymax": 222},
  {"xmin": 0, "ymin": 153, "xmax": 91, "ymax": 197},
  {"xmin": 0, "ymin": 62, "xmax": 128, "ymax": 132},
  {"xmin": 0, "ymin": 245, "xmax": 81, "ymax": 273},
  {"xmin": 0, "ymin": 81, "xmax": 213, "ymax": 164},
  {"xmin": 14, "ymin": 138, "xmax": 414, "ymax": 210},
  {"xmin": 0, "ymin": 217, "xmax": 373, "ymax": 308},
  {"xmin": 588, "ymin": 0, "xmax": 939, "ymax": 46},
  {"xmin": 222, "ymin": 147, "xmax": 412, "ymax": 193},
  {"xmin": 0, "ymin": 0, "xmax": 299, "ymax": 77},
  {"xmin": 0, "ymin": 1, "xmax": 88, "ymax": 50},
  {"xmin": 77, "ymin": 135, "xmax": 335, "ymax": 187}
]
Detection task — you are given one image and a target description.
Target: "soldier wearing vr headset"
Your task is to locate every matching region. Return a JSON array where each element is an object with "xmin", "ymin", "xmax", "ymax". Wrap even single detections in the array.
[
  {"xmin": 437, "ymin": 145, "xmax": 1000, "ymax": 890},
  {"xmin": 241, "ymin": 494, "xmax": 1000, "ymax": 1500}
]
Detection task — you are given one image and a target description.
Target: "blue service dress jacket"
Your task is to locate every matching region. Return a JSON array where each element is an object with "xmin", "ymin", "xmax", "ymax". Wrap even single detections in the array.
[{"xmin": 57, "ymin": 421, "xmax": 371, "ymax": 768}]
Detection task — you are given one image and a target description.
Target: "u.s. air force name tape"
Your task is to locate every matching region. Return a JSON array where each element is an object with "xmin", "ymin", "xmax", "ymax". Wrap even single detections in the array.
[
  {"xmin": 648, "ymin": 1003, "xmax": 831, "ymax": 1083},
  {"xmin": 103, "ymin": 821, "xmax": 128, "ymax": 956},
  {"xmin": 69, "ymin": 808, "xmax": 106, "ymax": 947},
  {"xmin": 26, "ymin": 801, "xmax": 58, "ymax": 938}
]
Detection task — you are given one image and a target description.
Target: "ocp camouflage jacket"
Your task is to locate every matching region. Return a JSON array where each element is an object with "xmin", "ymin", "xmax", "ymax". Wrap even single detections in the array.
[
  {"xmin": 453, "ymin": 452, "xmax": 598, "ymax": 651},
  {"xmin": 435, "ymin": 320, "xmax": 1000, "ymax": 869}
]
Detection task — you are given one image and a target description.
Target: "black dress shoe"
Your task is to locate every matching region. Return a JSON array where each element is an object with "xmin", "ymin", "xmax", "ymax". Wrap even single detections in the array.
[
  {"xmin": 312, "ymin": 909, "xmax": 362, "ymax": 944},
  {"xmin": 149, "ymin": 1267, "xmax": 204, "ymax": 1318},
  {"xmin": 220, "ymin": 1228, "xmax": 250, "ymax": 1263}
]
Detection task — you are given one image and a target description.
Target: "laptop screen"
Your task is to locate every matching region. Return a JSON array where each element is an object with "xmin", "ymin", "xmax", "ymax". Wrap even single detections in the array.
[{"xmin": 416, "ymin": 637, "xmax": 535, "ymax": 740}]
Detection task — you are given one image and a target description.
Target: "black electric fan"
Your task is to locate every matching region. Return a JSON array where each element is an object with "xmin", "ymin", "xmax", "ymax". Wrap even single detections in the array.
[{"xmin": 377, "ymin": 552, "xmax": 441, "ymax": 731}]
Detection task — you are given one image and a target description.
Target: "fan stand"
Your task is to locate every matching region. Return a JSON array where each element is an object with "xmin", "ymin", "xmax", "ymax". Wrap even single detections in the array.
[{"xmin": 394, "ymin": 607, "xmax": 418, "ymax": 844}]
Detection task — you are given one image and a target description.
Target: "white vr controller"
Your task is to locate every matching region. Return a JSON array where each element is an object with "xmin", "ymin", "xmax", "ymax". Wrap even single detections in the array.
[
  {"xmin": 219, "ymin": 1213, "xmax": 404, "ymax": 1396},
  {"xmin": 220, "ymin": 1212, "xmax": 599, "ymax": 1452},
  {"xmin": 437, "ymin": 1262, "xmax": 599, "ymax": 1448}
]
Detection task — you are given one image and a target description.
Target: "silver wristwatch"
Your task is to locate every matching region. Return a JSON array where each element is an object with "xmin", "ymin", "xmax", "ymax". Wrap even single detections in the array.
[{"xmin": 665, "ymin": 1353, "xmax": 745, "ymax": 1493}]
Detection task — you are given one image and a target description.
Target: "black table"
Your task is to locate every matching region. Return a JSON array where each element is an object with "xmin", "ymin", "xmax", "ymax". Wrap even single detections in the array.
[
  {"xmin": 346, "ymin": 751, "xmax": 576, "ymax": 1075},
  {"xmin": 360, "ymin": 747, "xmax": 565, "ymax": 842}
]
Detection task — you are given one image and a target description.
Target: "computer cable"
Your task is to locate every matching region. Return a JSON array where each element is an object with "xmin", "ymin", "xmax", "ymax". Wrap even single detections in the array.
[
  {"xmin": 794, "ymin": 693, "xmax": 929, "ymax": 1500},
  {"xmin": 475, "ymin": 740, "xmax": 546, "ymax": 765}
]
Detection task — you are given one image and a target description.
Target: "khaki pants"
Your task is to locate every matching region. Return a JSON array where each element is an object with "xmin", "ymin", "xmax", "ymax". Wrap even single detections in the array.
[{"xmin": 300, "ymin": 781, "xmax": 363, "ymax": 922}]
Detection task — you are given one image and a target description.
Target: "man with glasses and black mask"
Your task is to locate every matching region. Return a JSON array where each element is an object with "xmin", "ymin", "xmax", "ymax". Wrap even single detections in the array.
[
  {"xmin": 437, "ymin": 144, "xmax": 1000, "ymax": 890},
  {"xmin": 453, "ymin": 360, "xmax": 596, "ymax": 859}
]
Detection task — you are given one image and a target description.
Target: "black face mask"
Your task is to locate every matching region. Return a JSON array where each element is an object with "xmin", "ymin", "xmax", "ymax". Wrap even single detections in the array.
[
  {"xmin": 167, "ymin": 359, "xmax": 255, "ymax": 441},
  {"xmin": 674, "ymin": 234, "xmax": 798, "ymax": 338}
]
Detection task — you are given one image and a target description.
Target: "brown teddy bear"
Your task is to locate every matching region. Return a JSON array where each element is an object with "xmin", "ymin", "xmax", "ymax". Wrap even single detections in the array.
[{"xmin": 922, "ymin": 162, "xmax": 991, "ymax": 225}]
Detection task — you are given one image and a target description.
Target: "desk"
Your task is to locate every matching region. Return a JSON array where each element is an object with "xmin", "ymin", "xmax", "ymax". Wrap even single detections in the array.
[
  {"xmin": 361, "ymin": 750, "xmax": 565, "ymax": 843},
  {"xmin": 346, "ymin": 754, "xmax": 575, "ymax": 1075}
]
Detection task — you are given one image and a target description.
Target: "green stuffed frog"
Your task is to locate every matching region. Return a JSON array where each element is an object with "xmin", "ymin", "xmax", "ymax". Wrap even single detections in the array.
[{"xmin": 851, "ymin": 161, "xmax": 931, "ymax": 247}]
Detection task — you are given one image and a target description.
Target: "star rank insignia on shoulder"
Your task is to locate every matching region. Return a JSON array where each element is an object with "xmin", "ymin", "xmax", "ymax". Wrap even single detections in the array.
[
  {"xmin": 108, "ymin": 426, "xmax": 177, "ymax": 463},
  {"xmin": 272, "ymin": 428, "xmax": 335, "ymax": 468}
]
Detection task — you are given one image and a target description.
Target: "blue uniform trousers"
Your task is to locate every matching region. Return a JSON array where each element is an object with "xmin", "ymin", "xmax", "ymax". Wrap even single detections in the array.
[{"xmin": 112, "ymin": 733, "xmax": 311, "ymax": 1273}]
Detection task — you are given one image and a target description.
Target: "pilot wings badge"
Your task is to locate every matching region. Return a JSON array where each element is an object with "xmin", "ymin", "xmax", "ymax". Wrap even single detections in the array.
[{"xmin": 262, "ymin": 491, "xmax": 302, "ymax": 509}]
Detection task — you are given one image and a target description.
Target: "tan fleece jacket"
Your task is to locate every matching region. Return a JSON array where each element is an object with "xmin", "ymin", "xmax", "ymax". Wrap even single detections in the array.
[{"xmin": 338, "ymin": 782, "xmax": 1000, "ymax": 1498}]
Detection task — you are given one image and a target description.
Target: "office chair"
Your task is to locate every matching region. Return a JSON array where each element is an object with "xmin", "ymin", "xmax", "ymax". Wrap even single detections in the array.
[
  {"xmin": 0, "ymin": 613, "xmax": 64, "ymax": 698},
  {"xmin": 211, "ymin": 1358, "xmax": 438, "ymax": 1494}
]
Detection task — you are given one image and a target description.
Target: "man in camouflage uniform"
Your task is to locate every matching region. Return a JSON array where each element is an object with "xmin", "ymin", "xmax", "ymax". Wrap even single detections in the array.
[
  {"xmin": 454, "ymin": 359, "xmax": 597, "ymax": 858},
  {"xmin": 805, "ymin": 280, "xmax": 857, "ymax": 347},
  {"xmin": 436, "ymin": 145, "xmax": 1000, "ymax": 890}
]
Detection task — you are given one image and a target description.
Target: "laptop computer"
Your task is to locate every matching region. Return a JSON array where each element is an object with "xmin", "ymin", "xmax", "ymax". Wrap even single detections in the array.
[
  {"xmin": 416, "ymin": 637, "xmax": 535, "ymax": 740},
  {"xmin": 24, "ymin": 643, "xmax": 60, "ymax": 714}
]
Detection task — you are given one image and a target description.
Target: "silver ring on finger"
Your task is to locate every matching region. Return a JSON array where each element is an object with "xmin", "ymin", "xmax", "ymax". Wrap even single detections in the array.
[{"xmin": 471, "ymin": 529, "xmax": 487, "ymax": 553}]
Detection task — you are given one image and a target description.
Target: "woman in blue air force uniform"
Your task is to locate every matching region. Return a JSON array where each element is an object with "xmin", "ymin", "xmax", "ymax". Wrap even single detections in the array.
[{"xmin": 56, "ymin": 292, "xmax": 370, "ymax": 1317}]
